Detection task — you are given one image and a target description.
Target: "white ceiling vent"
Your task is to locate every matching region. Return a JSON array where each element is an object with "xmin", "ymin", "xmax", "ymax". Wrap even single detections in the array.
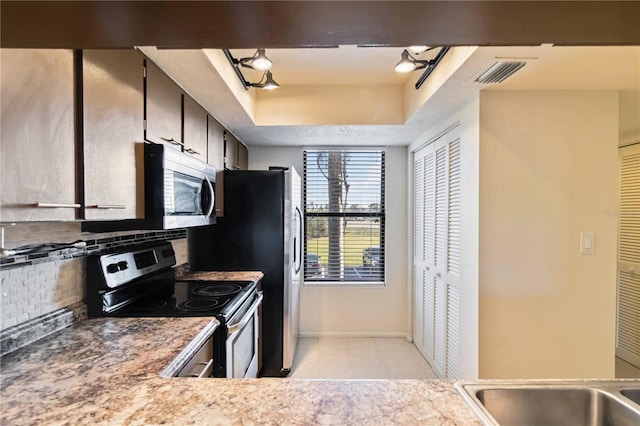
[{"xmin": 475, "ymin": 61, "xmax": 526, "ymax": 84}]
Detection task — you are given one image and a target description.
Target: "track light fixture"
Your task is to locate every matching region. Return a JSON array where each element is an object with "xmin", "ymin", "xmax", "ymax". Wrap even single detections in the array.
[
  {"xmin": 408, "ymin": 45, "xmax": 429, "ymax": 55},
  {"xmin": 238, "ymin": 48, "xmax": 273, "ymax": 71},
  {"xmin": 394, "ymin": 49, "xmax": 435, "ymax": 74},
  {"xmin": 223, "ymin": 49, "xmax": 280, "ymax": 90},
  {"xmin": 250, "ymin": 70, "xmax": 280, "ymax": 90},
  {"xmin": 394, "ymin": 47, "xmax": 451, "ymax": 90}
]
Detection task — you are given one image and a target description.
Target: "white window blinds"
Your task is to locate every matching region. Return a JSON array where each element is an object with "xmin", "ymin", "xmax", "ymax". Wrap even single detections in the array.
[{"xmin": 303, "ymin": 150, "xmax": 385, "ymax": 283}]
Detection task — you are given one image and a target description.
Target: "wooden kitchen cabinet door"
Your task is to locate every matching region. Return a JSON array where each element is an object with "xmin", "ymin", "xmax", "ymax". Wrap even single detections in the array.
[
  {"xmin": 208, "ymin": 115, "xmax": 225, "ymax": 217},
  {"xmin": 183, "ymin": 94, "xmax": 208, "ymax": 160},
  {"xmin": 0, "ymin": 49, "xmax": 77, "ymax": 221},
  {"xmin": 224, "ymin": 130, "xmax": 238, "ymax": 170},
  {"xmin": 238, "ymin": 141, "xmax": 249, "ymax": 170},
  {"xmin": 83, "ymin": 49, "xmax": 145, "ymax": 220},
  {"xmin": 144, "ymin": 59, "xmax": 182, "ymax": 150}
]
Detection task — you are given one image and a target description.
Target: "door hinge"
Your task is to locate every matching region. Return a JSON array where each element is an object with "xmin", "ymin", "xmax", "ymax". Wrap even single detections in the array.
[
  {"xmin": 143, "ymin": 119, "xmax": 147, "ymax": 131},
  {"xmin": 143, "ymin": 66, "xmax": 147, "ymax": 78}
]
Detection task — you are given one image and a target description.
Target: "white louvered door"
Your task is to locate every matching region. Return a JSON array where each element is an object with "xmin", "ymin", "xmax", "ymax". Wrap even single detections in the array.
[
  {"xmin": 616, "ymin": 143, "xmax": 640, "ymax": 368},
  {"xmin": 413, "ymin": 154, "xmax": 425, "ymax": 352},
  {"xmin": 446, "ymin": 139, "xmax": 461, "ymax": 379},
  {"xmin": 412, "ymin": 128, "xmax": 462, "ymax": 379},
  {"xmin": 423, "ymin": 149, "xmax": 436, "ymax": 362}
]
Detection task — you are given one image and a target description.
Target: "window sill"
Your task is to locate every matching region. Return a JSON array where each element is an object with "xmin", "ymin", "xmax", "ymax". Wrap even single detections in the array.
[{"xmin": 303, "ymin": 281, "xmax": 386, "ymax": 288}]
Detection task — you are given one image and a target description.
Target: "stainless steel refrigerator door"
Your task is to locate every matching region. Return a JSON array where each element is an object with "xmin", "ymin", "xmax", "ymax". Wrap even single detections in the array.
[{"xmin": 283, "ymin": 167, "xmax": 302, "ymax": 371}]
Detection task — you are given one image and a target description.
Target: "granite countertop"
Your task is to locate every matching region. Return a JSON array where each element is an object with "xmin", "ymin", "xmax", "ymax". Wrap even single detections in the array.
[
  {"xmin": 1, "ymin": 317, "xmax": 481, "ymax": 425},
  {"xmin": 174, "ymin": 263, "xmax": 264, "ymax": 283}
]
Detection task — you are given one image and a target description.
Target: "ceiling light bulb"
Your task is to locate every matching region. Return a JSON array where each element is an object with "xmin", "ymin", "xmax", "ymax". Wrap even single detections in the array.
[
  {"xmin": 408, "ymin": 45, "xmax": 429, "ymax": 55},
  {"xmin": 394, "ymin": 50, "xmax": 416, "ymax": 73},
  {"xmin": 262, "ymin": 71, "xmax": 279, "ymax": 90},
  {"xmin": 251, "ymin": 48, "xmax": 272, "ymax": 71}
]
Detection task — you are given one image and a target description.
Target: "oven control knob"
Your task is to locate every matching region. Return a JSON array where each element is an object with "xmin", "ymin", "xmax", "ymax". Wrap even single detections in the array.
[
  {"xmin": 117, "ymin": 261, "xmax": 129, "ymax": 271},
  {"xmin": 106, "ymin": 263, "xmax": 120, "ymax": 274}
]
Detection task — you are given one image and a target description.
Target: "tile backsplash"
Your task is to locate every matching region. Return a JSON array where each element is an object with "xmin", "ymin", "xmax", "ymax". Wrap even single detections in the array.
[
  {"xmin": 0, "ymin": 222, "xmax": 187, "ymax": 331},
  {"xmin": 1, "ymin": 258, "xmax": 84, "ymax": 329}
]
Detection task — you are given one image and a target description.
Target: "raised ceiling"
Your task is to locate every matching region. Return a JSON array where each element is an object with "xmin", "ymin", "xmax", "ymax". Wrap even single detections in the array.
[{"xmin": 140, "ymin": 45, "xmax": 640, "ymax": 146}]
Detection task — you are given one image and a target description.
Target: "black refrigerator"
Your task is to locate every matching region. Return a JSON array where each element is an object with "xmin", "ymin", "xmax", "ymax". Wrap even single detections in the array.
[{"xmin": 187, "ymin": 167, "xmax": 302, "ymax": 377}]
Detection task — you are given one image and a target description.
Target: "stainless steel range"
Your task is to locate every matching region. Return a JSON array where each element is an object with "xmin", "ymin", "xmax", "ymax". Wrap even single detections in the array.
[{"xmin": 85, "ymin": 242, "xmax": 262, "ymax": 378}]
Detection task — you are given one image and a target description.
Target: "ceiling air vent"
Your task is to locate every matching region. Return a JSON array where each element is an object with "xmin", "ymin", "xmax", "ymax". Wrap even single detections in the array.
[{"xmin": 475, "ymin": 61, "xmax": 526, "ymax": 84}]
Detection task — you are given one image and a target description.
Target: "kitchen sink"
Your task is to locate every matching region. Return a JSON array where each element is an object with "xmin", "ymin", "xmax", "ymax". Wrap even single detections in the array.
[
  {"xmin": 621, "ymin": 388, "xmax": 640, "ymax": 405},
  {"xmin": 456, "ymin": 380, "xmax": 640, "ymax": 426}
]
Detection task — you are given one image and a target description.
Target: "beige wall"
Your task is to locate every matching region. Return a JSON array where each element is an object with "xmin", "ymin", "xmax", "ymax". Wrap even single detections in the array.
[
  {"xmin": 619, "ymin": 90, "xmax": 640, "ymax": 146},
  {"xmin": 478, "ymin": 90, "xmax": 619, "ymax": 379},
  {"xmin": 255, "ymin": 85, "xmax": 403, "ymax": 126},
  {"xmin": 249, "ymin": 145, "xmax": 409, "ymax": 337}
]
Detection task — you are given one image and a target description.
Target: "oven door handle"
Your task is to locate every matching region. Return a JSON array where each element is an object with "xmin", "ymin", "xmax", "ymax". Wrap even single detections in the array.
[{"xmin": 227, "ymin": 292, "xmax": 263, "ymax": 335}]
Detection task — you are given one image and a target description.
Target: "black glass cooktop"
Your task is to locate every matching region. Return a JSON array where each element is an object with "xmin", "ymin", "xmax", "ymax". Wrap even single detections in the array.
[{"xmin": 108, "ymin": 279, "xmax": 256, "ymax": 319}]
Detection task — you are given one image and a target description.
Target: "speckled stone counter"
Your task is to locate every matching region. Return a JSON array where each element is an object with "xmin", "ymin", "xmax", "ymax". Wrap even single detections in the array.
[
  {"xmin": 1, "ymin": 318, "xmax": 480, "ymax": 425},
  {"xmin": 174, "ymin": 263, "xmax": 264, "ymax": 283}
]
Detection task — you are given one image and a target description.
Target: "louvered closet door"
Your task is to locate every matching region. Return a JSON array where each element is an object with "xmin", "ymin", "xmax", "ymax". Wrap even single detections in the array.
[
  {"xmin": 413, "ymin": 152, "xmax": 425, "ymax": 353},
  {"xmin": 433, "ymin": 140, "xmax": 448, "ymax": 376},
  {"xmin": 412, "ymin": 127, "xmax": 462, "ymax": 379},
  {"xmin": 423, "ymin": 149, "xmax": 436, "ymax": 362},
  {"xmin": 616, "ymin": 143, "xmax": 640, "ymax": 368},
  {"xmin": 446, "ymin": 139, "xmax": 461, "ymax": 379}
]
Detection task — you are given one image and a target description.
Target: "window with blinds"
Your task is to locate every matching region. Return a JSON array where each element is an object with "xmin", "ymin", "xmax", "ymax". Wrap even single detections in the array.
[{"xmin": 303, "ymin": 150, "xmax": 385, "ymax": 284}]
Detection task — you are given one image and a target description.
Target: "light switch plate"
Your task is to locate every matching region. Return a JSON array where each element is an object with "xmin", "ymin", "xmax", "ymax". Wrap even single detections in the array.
[{"xmin": 580, "ymin": 232, "xmax": 595, "ymax": 254}]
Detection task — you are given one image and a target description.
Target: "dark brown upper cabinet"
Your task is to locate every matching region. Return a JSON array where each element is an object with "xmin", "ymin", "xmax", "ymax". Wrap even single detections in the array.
[
  {"xmin": 224, "ymin": 130, "xmax": 238, "ymax": 170},
  {"xmin": 238, "ymin": 142, "xmax": 249, "ymax": 170},
  {"xmin": 83, "ymin": 49, "xmax": 145, "ymax": 220},
  {"xmin": 182, "ymin": 94, "xmax": 208, "ymax": 160},
  {"xmin": 224, "ymin": 131, "xmax": 249, "ymax": 171},
  {"xmin": 0, "ymin": 49, "xmax": 76, "ymax": 221},
  {"xmin": 207, "ymin": 116, "xmax": 225, "ymax": 217},
  {"xmin": 144, "ymin": 59, "xmax": 182, "ymax": 150}
]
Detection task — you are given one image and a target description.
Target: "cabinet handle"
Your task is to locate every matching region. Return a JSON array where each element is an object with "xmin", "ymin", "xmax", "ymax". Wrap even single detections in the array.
[
  {"xmin": 89, "ymin": 205, "xmax": 126, "ymax": 210},
  {"xmin": 187, "ymin": 359, "xmax": 214, "ymax": 378},
  {"xmin": 35, "ymin": 203, "xmax": 81, "ymax": 209},
  {"xmin": 160, "ymin": 137, "xmax": 184, "ymax": 147},
  {"xmin": 185, "ymin": 148, "xmax": 201, "ymax": 156}
]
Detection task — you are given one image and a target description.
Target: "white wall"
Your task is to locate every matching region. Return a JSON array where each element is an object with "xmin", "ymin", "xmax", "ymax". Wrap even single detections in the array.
[
  {"xmin": 249, "ymin": 145, "xmax": 409, "ymax": 337},
  {"xmin": 478, "ymin": 90, "xmax": 619, "ymax": 379},
  {"xmin": 409, "ymin": 97, "xmax": 481, "ymax": 379}
]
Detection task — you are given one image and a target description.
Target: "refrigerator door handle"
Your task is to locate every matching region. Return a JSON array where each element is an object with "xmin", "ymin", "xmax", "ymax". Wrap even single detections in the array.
[{"xmin": 294, "ymin": 207, "xmax": 303, "ymax": 274}]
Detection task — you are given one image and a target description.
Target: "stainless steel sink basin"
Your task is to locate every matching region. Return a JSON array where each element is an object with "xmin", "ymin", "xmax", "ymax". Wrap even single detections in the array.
[
  {"xmin": 456, "ymin": 380, "xmax": 640, "ymax": 426},
  {"xmin": 621, "ymin": 388, "xmax": 640, "ymax": 405}
]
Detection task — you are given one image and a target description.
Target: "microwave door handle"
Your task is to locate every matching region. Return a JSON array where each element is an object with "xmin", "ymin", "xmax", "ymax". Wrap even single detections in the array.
[
  {"xmin": 227, "ymin": 292, "xmax": 263, "ymax": 335},
  {"xmin": 202, "ymin": 176, "xmax": 215, "ymax": 217}
]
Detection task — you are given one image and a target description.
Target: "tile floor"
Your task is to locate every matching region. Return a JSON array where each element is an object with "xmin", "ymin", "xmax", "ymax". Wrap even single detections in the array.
[
  {"xmin": 288, "ymin": 337, "xmax": 438, "ymax": 379},
  {"xmin": 615, "ymin": 357, "xmax": 640, "ymax": 379}
]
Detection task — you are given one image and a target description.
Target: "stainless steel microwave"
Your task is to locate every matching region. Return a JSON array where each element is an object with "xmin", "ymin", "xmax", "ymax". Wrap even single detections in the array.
[{"xmin": 144, "ymin": 143, "xmax": 216, "ymax": 229}]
